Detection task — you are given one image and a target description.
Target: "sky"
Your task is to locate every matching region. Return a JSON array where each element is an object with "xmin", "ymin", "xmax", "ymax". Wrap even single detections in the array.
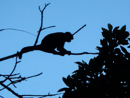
[{"xmin": 0, "ymin": 0, "xmax": 130, "ymax": 98}]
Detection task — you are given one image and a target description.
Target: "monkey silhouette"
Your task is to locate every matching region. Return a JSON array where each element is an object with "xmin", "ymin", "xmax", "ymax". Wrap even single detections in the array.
[{"xmin": 18, "ymin": 32, "xmax": 73, "ymax": 59}]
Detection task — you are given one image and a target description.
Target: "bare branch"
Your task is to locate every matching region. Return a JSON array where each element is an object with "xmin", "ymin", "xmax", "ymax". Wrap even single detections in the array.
[
  {"xmin": 1, "ymin": 57, "xmax": 20, "ymax": 88},
  {"xmin": 0, "ymin": 51, "xmax": 99, "ymax": 62},
  {"xmin": 0, "ymin": 73, "xmax": 42, "ymax": 92},
  {"xmin": 9, "ymin": 56, "xmax": 20, "ymax": 77},
  {"xmin": 38, "ymin": 6, "xmax": 41, "ymax": 12},
  {"xmin": 0, "ymin": 28, "xmax": 36, "ymax": 36},
  {"xmin": 42, "ymin": 25, "xmax": 56, "ymax": 30},
  {"xmin": 2, "ymin": 75, "xmax": 16, "ymax": 88},
  {"xmin": 34, "ymin": 3, "xmax": 52, "ymax": 46},
  {"xmin": 26, "ymin": 72, "xmax": 42, "ymax": 79},
  {"xmin": 7, "ymin": 73, "xmax": 42, "ymax": 85},
  {"xmin": 0, "ymin": 95, "xmax": 4, "ymax": 98},
  {"xmin": 42, "ymin": 3, "xmax": 50, "ymax": 12},
  {"xmin": 0, "ymin": 73, "xmax": 20, "ymax": 77},
  {"xmin": 0, "ymin": 52, "xmax": 18, "ymax": 62},
  {"xmin": 21, "ymin": 93, "xmax": 62, "ymax": 97},
  {"xmin": 70, "ymin": 52, "xmax": 99, "ymax": 55},
  {"xmin": 0, "ymin": 82, "xmax": 16, "ymax": 91},
  {"xmin": 0, "ymin": 82, "xmax": 22, "ymax": 98},
  {"xmin": 73, "ymin": 24, "xmax": 86, "ymax": 35}
]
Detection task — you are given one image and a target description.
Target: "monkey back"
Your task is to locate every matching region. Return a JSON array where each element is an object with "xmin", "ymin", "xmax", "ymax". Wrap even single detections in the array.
[{"xmin": 41, "ymin": 32, "xmax": 67, "ymax": 49}]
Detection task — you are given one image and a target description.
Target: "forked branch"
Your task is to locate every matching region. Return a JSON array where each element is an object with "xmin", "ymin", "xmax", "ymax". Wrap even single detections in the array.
[{"xmin": 34, "ymin": 3, "xmax": 55, "ymax": 46}]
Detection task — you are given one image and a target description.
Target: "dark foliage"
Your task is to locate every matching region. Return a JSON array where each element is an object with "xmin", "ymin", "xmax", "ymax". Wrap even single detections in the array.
[{"xmin": 58, "ymin": 24, "xmax": 130, "ymax": 98}]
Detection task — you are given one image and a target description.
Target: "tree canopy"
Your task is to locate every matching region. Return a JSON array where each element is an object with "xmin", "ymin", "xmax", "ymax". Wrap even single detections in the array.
[{"xmin": 58, "ymin": 24, "xmax": 130, "ymax": 98}]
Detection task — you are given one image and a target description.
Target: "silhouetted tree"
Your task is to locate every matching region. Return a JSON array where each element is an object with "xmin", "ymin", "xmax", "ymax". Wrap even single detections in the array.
[{"xmin": 58, "ymin": 24, "xmax": 130, "ymax": 98}]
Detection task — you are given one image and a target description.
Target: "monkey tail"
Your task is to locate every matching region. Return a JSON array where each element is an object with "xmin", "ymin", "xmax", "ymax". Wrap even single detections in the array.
[{"xmin": 18, "ymin": 45, "xmax": 41, "ymax": 59}]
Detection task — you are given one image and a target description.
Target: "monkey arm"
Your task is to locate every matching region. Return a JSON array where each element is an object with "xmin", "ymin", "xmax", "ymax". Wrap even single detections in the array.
[
  {"xmin": 38, "ymin": 46, "xmax": 64, "ymax": 56},
  {"xmin": 57, "ymin": 45, "xmax": 71, "ymax": 55},
  {"xmin": 50, "ymin": 50, "xmax": 65, "ymax": 56}
]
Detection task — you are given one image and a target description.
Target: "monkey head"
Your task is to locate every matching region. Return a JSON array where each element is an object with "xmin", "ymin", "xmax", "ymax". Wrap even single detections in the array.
[{"xmin": 65, "ymin": 32, "xmax": 73, "ymax": 42}]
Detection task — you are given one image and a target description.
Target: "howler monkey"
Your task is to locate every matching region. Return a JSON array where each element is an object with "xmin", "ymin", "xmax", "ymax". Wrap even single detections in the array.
[{"xmin": 18, "ymin": 32, "xmax": 73, "ymax": 59}]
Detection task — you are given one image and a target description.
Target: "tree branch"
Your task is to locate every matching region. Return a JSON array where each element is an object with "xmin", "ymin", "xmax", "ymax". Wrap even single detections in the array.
[
  {"xmin": 0, "ymin": 51, "xmax": 99, "ymax": 62},
  {"xmin": 34, "ymin": 3, "xmax": 56, "ymax": 46},
  {"xmin": 0, "ymin": 28, "xmax": 36, "ymax": 36},
  {"xmin": 2, "ymin": 56, "xmax": 20, "ymax": 87},
  {"xmin": 70, "ymin": 52, "xmax": 99, "ymax": 55},
  {"xmin": 21, "ymin": 93, "xmax": 62, "ymax": 97},
  {"xmin": 26, "ymin": 72, "xmax": 42, "ymax": 79},
  {"xmin": 0, "ymin": 73, "xmax": 42, "ymax": 91},
  {"xmin": 42, "ymin": 25, "xmax": 56, "ymax": 30},
  {"xmin": 0, "ymin": 55, "xmax": 42, "ymax": 97},
  {"xmin": 0, "ymin": 52, "xmax": 18, "ymax": 62},
  {"xmin": 0, "ymin": 95, "xmax": 4, "ymax": 98},
  {"xmin": 0, "ymin": 82, "xmax": 22, "ymax": 98}
]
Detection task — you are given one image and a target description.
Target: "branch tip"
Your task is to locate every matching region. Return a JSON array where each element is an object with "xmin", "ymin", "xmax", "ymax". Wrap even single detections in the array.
[{"xmin": 38, "ymin": 6, "xmax": 41, "ymax": 11}]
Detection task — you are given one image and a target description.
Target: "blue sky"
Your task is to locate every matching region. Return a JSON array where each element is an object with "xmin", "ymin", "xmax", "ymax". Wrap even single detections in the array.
[{"xmin": 0, "ymin": 0, "xmax": 130, "ymax": 98}]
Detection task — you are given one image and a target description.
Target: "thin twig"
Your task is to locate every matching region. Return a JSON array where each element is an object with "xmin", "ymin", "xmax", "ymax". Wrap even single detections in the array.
[
  {"xmin": 2, "ymin": 75, "xmax": 16, "ymax": 88},
  {"xmin": 71, "ymin": 52, "xmax": 99, "ymax": 55},
  {"xmin": 42, "ymin": 26, "xmax": 56, "ymax": 30},
  {"xmin": 21, "ymin": 93, "xmax": 63, "ymax": 97},
  {"xmin": 34, "ymin": 3, "xmax": 51, "ymax": 46},
  {"xmin": 0, "ymin": 96, "xmax": 4, "ymax": 98},
  {"xmin": 0, "ymin": 82, "xmax": 15, "ymax": 91},
  {"xmin": 26, "ymin": 72, "xmax": 42, "ymax": 79},
  {"xmin": 73, "ymin": 24, "xmax": 86, "ymax": 35},
  {"xmin": 0, "ymin": 73, "xmax": 20, "ymax": 77},
  {"xmin": 2, "ymin": 56, "xmax": 20, "ymax": 89},
  {"xmin": 3, "ymin": 56, "xmax": 20, "ymax": 82},
  {"xmin": 0, "ymin": 95, "xmax": 4, "ymax": 98},
  {"xmin": 0, "ymin": 83, "xmax": 10, "ymax": 91},
  {"xmin": 10, "ymin": 56, "xmax": 20, "ymax": 76},
  {"xmin": 0, "ymin": 28, "xmax": 36, "ymax": 36},
  {"xmin": 0, "ymin": 73, "xmax": 42, "ymax": 92},
  {"xmin": 0, "ymin": 82, "xmax": 22, "ymax": 98},
  {"xmin": 12, "ymin": 73, "xmax": 42, "ymax": 84}
]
